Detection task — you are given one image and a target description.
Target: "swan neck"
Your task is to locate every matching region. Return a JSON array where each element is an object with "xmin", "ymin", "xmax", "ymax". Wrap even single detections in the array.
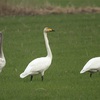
[
  {"xmin": 0, "ymin": 34, "xmax": 4, "ymax": 58},
  {"xmin": 44, "ymin": 32, "xmax": 52, "ymax": 59}
]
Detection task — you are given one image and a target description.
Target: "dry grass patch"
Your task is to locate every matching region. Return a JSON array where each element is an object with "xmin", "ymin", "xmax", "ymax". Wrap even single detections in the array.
[{"xmin": 0, "ymin": 1, "xmax": 100, "ymax": 15}]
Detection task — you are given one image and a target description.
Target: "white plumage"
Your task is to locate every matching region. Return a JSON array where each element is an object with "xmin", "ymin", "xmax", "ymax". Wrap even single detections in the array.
[
  {"xmin": 80, "ymin": 57, "xmax": 100, "ymax": 77},
  {"xmin": 20, "ymin": 27, "xmax": 54, "ymax": 81},
  {"xmin": 0, "ymin": 32, "xmax": 6, "ymax": 73}
]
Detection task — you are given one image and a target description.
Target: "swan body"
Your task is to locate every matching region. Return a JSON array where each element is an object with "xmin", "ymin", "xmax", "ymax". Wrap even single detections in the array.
[
  {"xmin": 20, "ymin": 27, "xmax": 54, "ymax": 81},
  {"xmin": 20, "ymin": 57, "xmax": 51, "ymax": 78},
  {"xmin": 80, "ymin": 57, "xmax": 100, "ymax": 77},
  {"xmin": 0, "ymin": 32, "xmax": 6, "ymax": 73},
  {"xmin": 0, "ymin": 58, "xmax": 6, "ymax": 73}
]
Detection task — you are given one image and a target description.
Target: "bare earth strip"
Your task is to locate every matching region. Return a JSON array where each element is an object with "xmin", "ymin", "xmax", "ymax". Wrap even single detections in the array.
[{"xmin": 0, "ymin": 3, "xmax": 100, "ymax": 16}]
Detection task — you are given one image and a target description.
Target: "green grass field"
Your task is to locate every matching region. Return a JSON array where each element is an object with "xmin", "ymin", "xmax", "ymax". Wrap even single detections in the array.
[
  {"xmin": 5, "ymin": 0, "xmax": 100, "ymax": 7},
  {"xmin": 0, "ymin": 14, "xmax": 100, "ymax": 100},
  {"xmin": 0, "ymin": 0, "xmax": 100, "ymax": 100}
]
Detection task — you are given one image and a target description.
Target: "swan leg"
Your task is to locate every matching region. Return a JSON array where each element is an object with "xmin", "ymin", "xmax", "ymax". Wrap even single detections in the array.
[
  {"xmin": 41, "ymin": 76, "xmax": 44, "ymax": 81},
  {"xmin": 41, "ymin": 71, "xmax": 44, "ymax": 81},
  {"xmin": 90, "ymin": 72, "xmax": 92, "ymax": 77},
  {"xmin": 30, "ymin": 75, "xmax": 33, "ymax": 81}
]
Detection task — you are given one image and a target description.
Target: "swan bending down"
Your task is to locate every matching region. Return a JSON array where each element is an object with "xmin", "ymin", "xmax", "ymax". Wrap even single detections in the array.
[
  {"xmin": 20, "ymin": 27, "xmax": 54, "ymax": 81},
  {"xmin": 80, "ymin": 57, "xmax": 100, "ymax": 77},
  {"xmin": 0, "ymin": 32, "xmax": 6, "ymax": 73}
]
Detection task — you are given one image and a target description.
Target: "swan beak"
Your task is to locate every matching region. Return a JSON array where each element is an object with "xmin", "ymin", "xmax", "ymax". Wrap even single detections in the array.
[
  {"xmin": 48, "ymin": 28, "xmax": 55, "ymax": 32},
  {"xmin": 52, "ymin": 29, "xmax": 55, "ymax": 32}
]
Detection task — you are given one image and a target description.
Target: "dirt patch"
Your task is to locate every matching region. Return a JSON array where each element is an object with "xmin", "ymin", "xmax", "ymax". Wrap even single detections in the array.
[{"xmin": 0, "ymin": 2, "xmax": 100, "ymax": 16}]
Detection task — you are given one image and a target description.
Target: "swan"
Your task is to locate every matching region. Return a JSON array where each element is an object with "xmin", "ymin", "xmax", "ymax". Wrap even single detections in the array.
[
  {"xmin": 20, "ymin": 27, "xmax": 54, "ymax": 81},
  {"xmin": 0, "ymin": 32, "xmax": 6, "ymax": 73},
  {"xmin": 80, "ymin": 57, "xmax": 100, "ymax": 77}
]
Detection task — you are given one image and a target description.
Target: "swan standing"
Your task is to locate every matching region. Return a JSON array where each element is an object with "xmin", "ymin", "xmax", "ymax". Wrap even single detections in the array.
[
  {"xmin": 20, "ymin": 27, "xmax": 54, "ymax": 81},
  {"xmin": 80, "ymin": 57, "xmax": 100, "ymax": 77},
  {"xmin": 0, "ymin": 32, "xmax": 6, "ymax": 73}
]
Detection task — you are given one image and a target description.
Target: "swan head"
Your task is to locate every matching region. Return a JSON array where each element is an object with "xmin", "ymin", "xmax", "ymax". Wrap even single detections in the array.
[{"xmin": 44, "ymin": 27, "xmax": 55, "ymax": 33}]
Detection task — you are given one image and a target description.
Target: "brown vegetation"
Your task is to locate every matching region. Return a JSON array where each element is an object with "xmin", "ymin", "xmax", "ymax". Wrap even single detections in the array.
[{"xmin": 0, "ymin": 2, "xmax": 100, "ymax": 16}]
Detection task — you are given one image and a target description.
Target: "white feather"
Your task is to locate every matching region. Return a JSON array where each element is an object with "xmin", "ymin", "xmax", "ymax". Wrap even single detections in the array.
[
  {"xmin": 80, "ymin": 57, "xmax": 100, "ymax": 74},
  {"xmin": 0, "ymin": 32, "xmax": 6, "ymax": 73},
  {"xmin": 20, "ymin": 57, "xmax": 51, "ymax": 78},
  {"xmin": 0, "ymin": 58, "xmax": 6, "ymax": 72}
]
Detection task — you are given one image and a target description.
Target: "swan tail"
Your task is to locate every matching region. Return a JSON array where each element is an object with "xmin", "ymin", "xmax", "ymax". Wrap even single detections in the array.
[
  {"xmin": 20, "ymin": 72, "xmax": 29, "ymax": 78},
  {"xmin": 80, "ymin": 69, "xmax": 85, "ymax": 74}
]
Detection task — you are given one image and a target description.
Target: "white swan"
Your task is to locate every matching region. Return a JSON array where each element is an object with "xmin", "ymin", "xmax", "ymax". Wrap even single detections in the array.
[
  {"xmin": 80, "ymin": 57, "xmax": 100, "ymax": 77},
  {"xmin": 20, "ymin": 27, "xmax": 54, "ymax": 81},
  {"xmin": 0, "ymin": 32, "xmax": 6, "ymax": 73}
]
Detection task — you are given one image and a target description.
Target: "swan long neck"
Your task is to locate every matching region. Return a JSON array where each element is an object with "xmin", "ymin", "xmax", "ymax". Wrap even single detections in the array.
[
  {"xmin": 44, "ymin": 32, "xmax": 52, "ymax": 60},
  {"xmin": 0, "ymin": 33, "xmax": 4, "ymax": 58}
]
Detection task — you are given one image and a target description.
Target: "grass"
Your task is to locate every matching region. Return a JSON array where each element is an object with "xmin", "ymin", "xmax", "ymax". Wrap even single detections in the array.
[
  {"xmin": 4, "ymin": 0, "xmax": 100, "ymax": 7},
  {"xmin": 0, "ymin": 14, "xmax": 100, "ymax": 100}
]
